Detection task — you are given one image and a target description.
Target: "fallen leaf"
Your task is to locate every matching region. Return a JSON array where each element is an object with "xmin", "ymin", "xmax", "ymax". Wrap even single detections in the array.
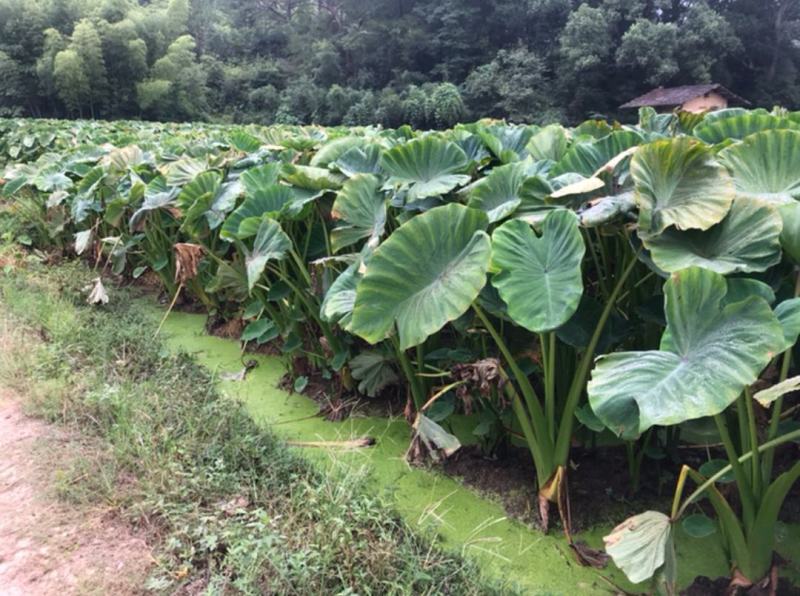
[{"xmin": 85, "ymin": 277, "xmax": 109, "ymax": 305}]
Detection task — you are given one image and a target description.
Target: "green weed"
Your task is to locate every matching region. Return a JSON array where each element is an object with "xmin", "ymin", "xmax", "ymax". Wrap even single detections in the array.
[{"xmin": 0, "ymin": 259, "xmax": 512, "ymax": 595}]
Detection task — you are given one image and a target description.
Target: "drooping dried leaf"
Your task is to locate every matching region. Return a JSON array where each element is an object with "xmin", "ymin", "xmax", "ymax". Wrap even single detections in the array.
[
  {"xmin": 406, "ymin": 413, "xmax": 461, "ymax": 464},
  {"xmin": 74, "ymin": 229, "xmax": 92, "ymax": 255},
  {"xmin": 174, "ymin": 242, "xmax": 204, "ymax": 284},
  {"xmin": 450, "ymin": 357, "xmax": 505, "ymax": 412}
]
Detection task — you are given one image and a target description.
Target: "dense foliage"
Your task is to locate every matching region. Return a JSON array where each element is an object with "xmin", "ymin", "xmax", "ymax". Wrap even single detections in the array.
[
  {"xmin": 0, "ymin": 0, "xmax": 799, "ymax": 124},
  {"xmin": 3, "ymin": 107, "xmax": 800, "ymax": 592}
]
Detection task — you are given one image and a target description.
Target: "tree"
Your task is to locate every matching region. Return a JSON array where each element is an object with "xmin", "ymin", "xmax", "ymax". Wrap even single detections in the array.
[
  {"xmin": 138, "ymin": 35, "xmax": 208, "ymax": 120},
  {"xmin": 559, "ymin": 4, "xmax": 614, "ymax": 75},
  {"xmin": 0, "ymin": 0, "xmax": 793, "ymax": 123},
  {"xmin": 101, "ymin": 19, "xmax": 148, "ymax": 115},
  {"xmin": 322, "ymin": 84, "xmax": 358, "ymax": 124},
  {"xmin": 100, "ymin": 0, "xmax": 135, "ymax": 23},
  {"xmin": 463, "ymin": 47, "xmax": 555, "ymax": 123},
  {"xmin": 164, "ymin": 0, "xmax": 190, "ymax": 42},
  {"xmin": 616, "ymin": 20, "xmax": 680, "ymax": 86},
  {"xmin": 0, "ymin": 50, "xmax": 24, "ymax": 115},
  {"xmin": 402, "ymin": 85, "xmax": 430, "ymax": 129},
  {"xmin": 312, "ymin": 40, "xmax": 342, "ymax": 87},
  {"xmin": 375, "ymin": 88, "xmax": 404, "ymax": 128},
  {"xmin": 53, "ymin": 48, "xmax": 89, "ymax": 115},
  {"xmin": 557, "ymin": 4, "xmax": 617, "ymax": 119},
  {"xmin": 430, "ymin": 82, "xmax": 464, "ymax": 128},
  {"xmin": 70, "ymin": 19, "xmax": 108, "ymax": 117},
  {"xmin": 677, "ymin": 2, "xmax": 741, "ymax": 84},
  {"xmin": 35, "ymin": 28, "xmax": 66, "ymax": 109},
  {"xmin": 342, "ymin": 90, "xmax": 376, "ymax": 125}
]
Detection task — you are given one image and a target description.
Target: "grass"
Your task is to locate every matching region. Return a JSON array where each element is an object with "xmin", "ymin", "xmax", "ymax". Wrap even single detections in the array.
[{"xmin": 0, "ymin": 252, "xmax": 511, "ymax": 595}]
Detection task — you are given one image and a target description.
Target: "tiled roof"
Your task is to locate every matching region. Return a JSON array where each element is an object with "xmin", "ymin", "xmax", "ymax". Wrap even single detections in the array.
[{"xmin": 620, "ymin": 84, "xmax": 749, "ymax": 109}]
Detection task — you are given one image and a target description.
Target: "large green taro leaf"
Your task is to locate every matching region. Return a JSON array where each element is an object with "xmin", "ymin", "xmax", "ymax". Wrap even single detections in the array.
[
  {"xmin": 579, "ymin": 192, "xmax": 636, "ymax": 227},
  {"xmin": 310, "ymin": 136, "xmax": 366, "ymax": 167},
  {"xmin": 551, "ymin": 130, "xmax": 643, "ymax": 177},
  {"xmin": 244, "ymin": 217, "xmax": 291, "ymax": 292},
  {"xmin": 333, "ymin": 144, "xmax": 383, "ymax": 177},
  {"xmin": 588, "ymin": 267, "xmax": 784, "ymax": 439},
  {"xmin": 477, "ymin": 124, "xmax": 534, "ymax": 163},
  {"xmin": 466, "ymin": 161, "xmax": 535, "ymax": 223},
  {"xmin": 526, "ymin": 124, "xmax": 569, "ymax": 162},
  {"xmin": 379, "ymin": 136, "xmax": 470, "ymax": 202},
  {"xmin": 330, "ymin": 174, "xmax": 387, "ymax": 253},
  {"xmin": 350, "ymin": 203, "xmax": 491, "ymax": 350},
  {"xmin": 220, "ymin": 185, "xmax": 294, "ymax": 240},
  {"xmin": 281, "ymin": 163, "xmax": 343, "ymax": 192},
  {"xmin": 632, "ymin": 138, "xmax": 734, "ymax": 238},
  {"xmin": 718, "ymin": 130, "xmax": 800, "ymax": 204},
  {"xmin": 321, "ymin": 261, "xmax": 360, "ymax": 330},
  {"xmin": 177, "ymin": 171, "xmax": 221, "ymax": 232},
  {"xmin": 240, "ymin": 163, "xmax": 280, "ymax": 194},
  {"xmin": 779, "ymin": 202, "xmax": 800, "ymax": 263},
  {"xmin": 776, "ymin": 298, "xmax": 800, "ymax": 353},
  {"xmin": 694, "ymin": 113, "xmax": 800, "ymax": 145},
  {"xmin": 163, "ymin": 157, "xmax": 207, "ymax": 187},
  {"xmin": 490, "ymin": 210, "xmax": 585, "ymax": 332},
  {"xmin": 643, "ymin": 198, "xmax": 783, "ymax": 274}
]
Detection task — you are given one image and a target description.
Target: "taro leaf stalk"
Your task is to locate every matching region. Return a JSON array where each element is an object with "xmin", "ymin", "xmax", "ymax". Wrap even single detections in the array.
[
  {"xmin": 473, "ymin": 208, "xmax": 640, "ymax": 553},
  {"xmin": 590, "ymin": 267, "xmax": 800, "ymax": 591},
  {"xmin": 604, "ymin": 427, "xmax": 800, "ymax": 595}
]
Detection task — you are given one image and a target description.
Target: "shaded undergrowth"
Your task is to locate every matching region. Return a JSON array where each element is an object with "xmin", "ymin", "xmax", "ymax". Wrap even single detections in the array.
[{"xmin": 0, "ymin": 255, "xmax": 511, "ymax": 595}]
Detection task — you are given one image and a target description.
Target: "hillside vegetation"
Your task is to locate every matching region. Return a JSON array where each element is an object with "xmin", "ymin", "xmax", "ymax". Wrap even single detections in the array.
[{"xmin": 0, "ymin": 0, "xmax": 798, "ymax": 124}]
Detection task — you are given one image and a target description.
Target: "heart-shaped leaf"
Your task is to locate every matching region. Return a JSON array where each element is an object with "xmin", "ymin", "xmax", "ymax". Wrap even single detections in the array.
[
  {"xmin": 588, "ymin": 267, "xmax": 784, "ymax": 438},
  {"xmin": 330, "ymin": 174, "xmax": 387, "ymax": 252},
  {"xmin": 380, "ymin": 136, "xmax": 470, "ymax": 202},
  {"xmin": 350, "ymin": 203, "xmax": 491, "ymax": 349},
  {"xmin": 643, "ymin": 198, "xmax": 783, "ymax": 274},
  {"xmin": 244, "ymin": 217, "xmax": 291, "ymax": 291},
  {"xmin": 490, "ymin": 210, "xmax": 585, "ymax": 332},
  {"xmin": 526, "ymin": 124, "xmax": 569, "ymax": 162},
  {"xmin": 775, "ymin": 298, "xmax": 800, "ymax": 352},
  {"xmin": 682, "ymin": 514, "xmax": 716, "ymax": 538},
  {"xmin": 632, "ymin": 138, "xmax": 734, "ymax": 238},
  {"xmin": 221, "ymin": 185, "xmax": 294, "ymax": 240},
  {"xmin": 553, "ymin": 130, "xmax": 643, "ymax": 177},
  {"xmin": 466, "ymin": 161, "xmax": 535, "ymax": 223},
  {"xmin": 694, "ymin": 113, "xmax": 800, "ymax": 144},
  {"xmin": 718, "ymin": 130, "xmax": 800, "ymax": 204},
  {"xmin": 241, "ymin": 163, "xmax": 281, "ymax": 194},
  {"xmin": 333, "ymin": 145, "xmax": 384, "ymax": 177},
  {"xmin": 321, "ymin": 261, "xmax": 360, "ymax": 330}
]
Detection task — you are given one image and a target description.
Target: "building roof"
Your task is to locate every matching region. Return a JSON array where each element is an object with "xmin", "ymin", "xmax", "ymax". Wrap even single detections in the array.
[{"xmin": 620, "ymin": 84, "xmax": 750, "ymax": 109}]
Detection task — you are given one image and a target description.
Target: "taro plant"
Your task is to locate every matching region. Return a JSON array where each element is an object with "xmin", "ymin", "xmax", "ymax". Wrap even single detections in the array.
[
  {"xmin": 590, "ymin": 267, "xmax": 800, "ymax": 593},
  {"xmin": 473, "ymin": 207, "xmax": 642, "ymax": 552},
  {"xmin": 7, "ymin": 112, "xmax": 800, "ymax": 587}
]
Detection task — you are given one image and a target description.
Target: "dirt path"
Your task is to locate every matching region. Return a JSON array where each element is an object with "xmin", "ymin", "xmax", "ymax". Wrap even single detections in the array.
[{"xmin": 0, "ymin": 390, "xmax": 152, "ymax": 595}]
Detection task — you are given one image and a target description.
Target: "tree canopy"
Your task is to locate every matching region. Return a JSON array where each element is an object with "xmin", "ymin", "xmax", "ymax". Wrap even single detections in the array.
[{"xmin": 0, "ymin": 0, "xmax": 797, "ymax": 124}]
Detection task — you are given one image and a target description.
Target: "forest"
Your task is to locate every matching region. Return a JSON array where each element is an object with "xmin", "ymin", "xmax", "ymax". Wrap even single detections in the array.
[{"xmin": 0, "ymin": 0, "xmax": 799, "ymax": 126}]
